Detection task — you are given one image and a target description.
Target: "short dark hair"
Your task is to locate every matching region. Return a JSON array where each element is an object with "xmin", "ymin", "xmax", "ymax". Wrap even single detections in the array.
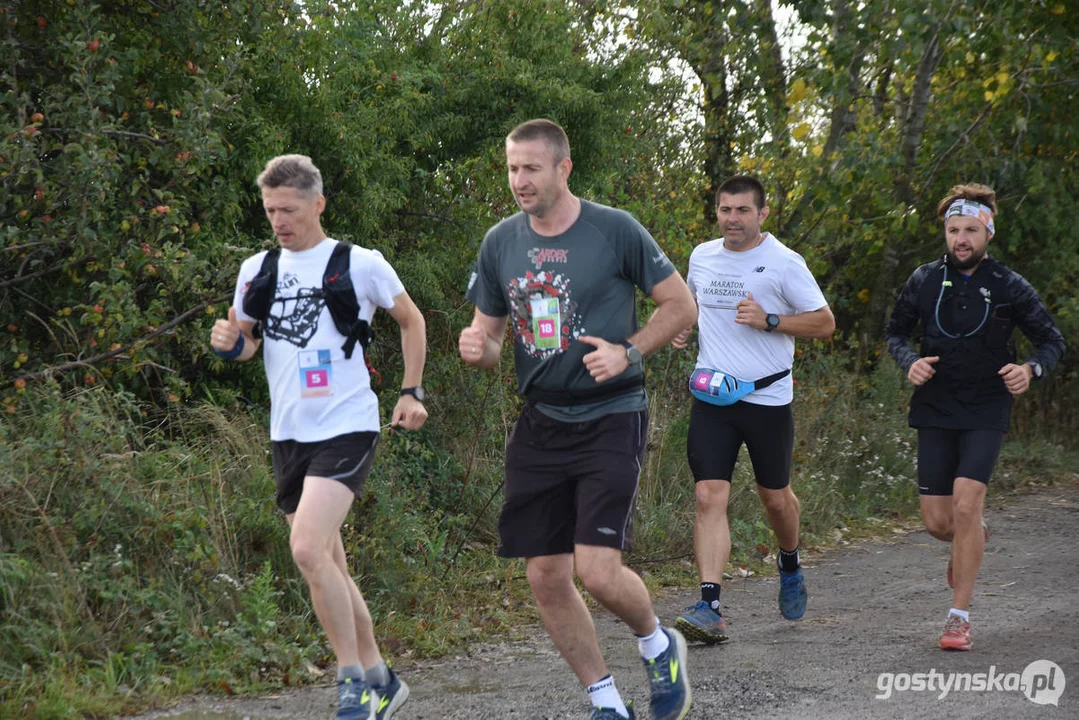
[
  {"xmin": 257, "ymin": 154, "xmax": 323, "ymax": 198},
  {"xmin": 716, "ymin": 175, "xmax": 767, "ymax": 211},
  {"xmin": 507, "ymin": 119, "xmax": 571, "ymax": 164},
  {"xmin": 936, "ymin": 183, "xmax": 997, "ymax": 219}
]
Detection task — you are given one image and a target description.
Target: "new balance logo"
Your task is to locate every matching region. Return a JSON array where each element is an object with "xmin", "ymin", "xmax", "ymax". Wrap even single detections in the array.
[
  {"xmin": 597, "ymin": 527, "xmax": 618, "ymax": 536},
  {"xmin": 754, "ymin": 266, "xmax": 766, "ymax": 273}
]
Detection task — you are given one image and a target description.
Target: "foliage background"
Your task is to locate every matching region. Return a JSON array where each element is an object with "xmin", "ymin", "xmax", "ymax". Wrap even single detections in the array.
[{"xmin": 1, "ymin": 1, "xmax": 1075, "ymax": 716}]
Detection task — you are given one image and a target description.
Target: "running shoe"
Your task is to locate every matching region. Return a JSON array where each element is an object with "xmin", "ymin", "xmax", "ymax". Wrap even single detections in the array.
[
  {"xmin": 337, "ymin": 676, "xmax": 376, "ymax": 720},
  {"xmin": 947, "ymin": 518, "xmax": 992, "ymax": 588},
  {"xmin": 372, "ymin": 668, "xmax": 409, "ymax": 720},
  {"xmin": 675, "ymin": 600, "xmax": 730, "ymax": 644},
  {"xmin": 778, "ymin": 567, "xmax": 807, "ymax": 620},
  {"xmin": 939, "ymin": 614, "xmax": 972, "ymax": 651},
  {"xmin": 589, "ymin": 703, "xmax": 636, "ymax": 719},
  {"xmin": 642, "ymin": 627, "xmax": 692, "ymax": 720}
]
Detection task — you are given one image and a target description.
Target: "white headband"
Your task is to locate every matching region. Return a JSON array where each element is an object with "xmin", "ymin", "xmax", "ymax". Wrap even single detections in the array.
[{"xmin": 945, "ymin": 199, "xmax": 995, "ymax": 236}]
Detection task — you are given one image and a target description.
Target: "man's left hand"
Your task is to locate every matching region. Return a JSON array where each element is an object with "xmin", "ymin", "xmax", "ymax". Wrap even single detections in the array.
[
  {"xmin": 999, "ymin": 363, "xmax": 1033, "ymax": 396},
  {"xmin": 391, "ymin": 394, "xmax": 428, "ymax": 430},
  {"xmin": 579, "ymin": 336, "xmax": 629, "ymax": 383},
  {"xmin": 735, "ymin": 292, "xmax": 767, "ymax": 329}
]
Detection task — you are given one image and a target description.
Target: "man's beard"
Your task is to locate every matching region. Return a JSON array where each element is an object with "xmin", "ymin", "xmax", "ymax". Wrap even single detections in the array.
[{"xmin": 947, "ymin": 246, "xmax": 986, "ymax": 270}]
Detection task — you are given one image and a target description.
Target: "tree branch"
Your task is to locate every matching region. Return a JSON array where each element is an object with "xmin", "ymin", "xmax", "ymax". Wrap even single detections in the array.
[
  {"xmin": 0, "ymin": 266, "xmax": 62, "ymax": 289},
  {"xmin": 10, "ymin": 295, "xmax": 230, "ymax": 385},
  {"xmin": 42, "ymin": 127, "xmax": 167, "ymax": 145}
]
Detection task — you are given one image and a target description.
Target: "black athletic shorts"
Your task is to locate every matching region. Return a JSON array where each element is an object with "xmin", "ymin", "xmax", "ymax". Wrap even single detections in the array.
[
  {"xmin": 498, "ymin": 405, "xmax": 648, "ymax": 558},
  {"xmin": 271, "ymin": 431, "xmax": 379, "ymax": 514},
  {"xmin": 916, "ymin": 427, "xmax": 1004, "ymax": 495},
  {"xmin": 686, "ymin": 398, "xmax": 794, "ymax": 490}
]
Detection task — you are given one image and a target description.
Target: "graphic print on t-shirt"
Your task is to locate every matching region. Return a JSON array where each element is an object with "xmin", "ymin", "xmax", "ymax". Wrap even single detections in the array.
[
  {"xmin": 699, "ymin": 272, "xmax": 747, "ymax": 311},
  {"xmin": 260, "ymin": 271, "xmax": 323, "ymax": 348},
  {"xmin": 506, "ymin": 270, "xmax": 582, "ymax": 358}
]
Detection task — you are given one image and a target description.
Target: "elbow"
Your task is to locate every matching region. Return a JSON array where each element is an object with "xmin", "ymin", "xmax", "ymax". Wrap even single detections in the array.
[{"xmin": 681, "ymin": 297, "xmax": 698, "ymax": 329}]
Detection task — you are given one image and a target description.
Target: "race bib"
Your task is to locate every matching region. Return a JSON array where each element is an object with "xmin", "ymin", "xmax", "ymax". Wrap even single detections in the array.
[
  {"xmin": 530, "ymin": 296, "xmax": 562, "ymax": 351},
  {"xmin": 298, "ymin": 349, "xmax": 334, "ymax": 398}
]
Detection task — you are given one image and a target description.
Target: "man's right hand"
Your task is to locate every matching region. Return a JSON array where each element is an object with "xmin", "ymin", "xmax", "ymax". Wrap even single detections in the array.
[
  {"xmin": 671, "ymin": 327, "xmax": 694, "ymax": 350},
  {"xmin": 907, "ymin": 356, "xmax": 940, "ymax": 386},
  {"xmin": 210, "ymin": 306, "xmax": 243, "ymax": 354},
  {"xmin": 459, "ymin": 323, "xmax": 487, "ymax": 365}
]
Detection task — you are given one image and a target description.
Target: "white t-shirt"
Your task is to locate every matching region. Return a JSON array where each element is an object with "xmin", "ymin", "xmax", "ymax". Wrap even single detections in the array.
[
  {"xmin": 233, "ymin": 238, "xmax": 405, "ymax": 442},
  {"xmin": 686, "ymin": 232, "xmax": 827, "ymax": 406}
]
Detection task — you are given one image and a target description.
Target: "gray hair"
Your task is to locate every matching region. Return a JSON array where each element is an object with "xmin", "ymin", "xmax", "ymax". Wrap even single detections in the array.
[{"xmin": 256, "ymin": 154, "xmax": 323, "ymax": 198}]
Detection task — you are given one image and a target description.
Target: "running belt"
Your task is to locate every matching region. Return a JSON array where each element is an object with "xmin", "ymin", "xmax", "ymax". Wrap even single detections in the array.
[{"xmin": 688, "ymin": 367, "xmax": 791, "ymax": 406}]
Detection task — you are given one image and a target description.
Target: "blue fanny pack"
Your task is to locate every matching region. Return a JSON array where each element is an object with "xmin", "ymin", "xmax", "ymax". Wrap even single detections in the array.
[{"xmin": 688, "ymin": 367, "xmax": 791, "ymax": 406}]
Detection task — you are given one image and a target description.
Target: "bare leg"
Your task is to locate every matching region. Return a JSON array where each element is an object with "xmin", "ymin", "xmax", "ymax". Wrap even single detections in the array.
[
  {"xmin": 693, "ymin": 480, "xmax": 731, "ymax": 584},
  {"xmin": 331, "ymin": 532, "xmax": 382, "ymax": 669},
  {"xmin": 949, "ymin": 478, "xmax": 987, "ymax": 609},
  {"xmin": 288, "ymin": 476, "xmax": 360, "ymax": 668},
  {"xmin": 758, "ymin": 485, "xmax": 801, "ymax": 551},
  {"xmin": 527, "ymin": 554, "xmax": 610, "ymax": 688}
]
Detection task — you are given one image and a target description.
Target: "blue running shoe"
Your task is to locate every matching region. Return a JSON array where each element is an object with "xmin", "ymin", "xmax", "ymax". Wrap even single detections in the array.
[
  {"xmin": 589, "ymin": 702, "xmax": 636, "ymax": 719},
  {"xmin": 336, "ymin": 676, "xmax": 375, "ymax": 720},
  {"xmin": 778, "ymin": 567, "xmax": 807, "ymax": 620},
  {"xmin": 676, "ymin": 600, "xmax": 730, "ymax": 644},
  {"xmin": 642, "ymin": 627, "xmax": 692, "ymax": 720},
  {"xmin": 372, "ymin": 668, "xmax": 409, "ymax": 720}
]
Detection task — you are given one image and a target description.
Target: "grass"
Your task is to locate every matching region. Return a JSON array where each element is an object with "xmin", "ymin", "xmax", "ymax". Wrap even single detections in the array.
[{"xmin": 1, "ymin": 349, "xmax": 1074, "ymax": 717}]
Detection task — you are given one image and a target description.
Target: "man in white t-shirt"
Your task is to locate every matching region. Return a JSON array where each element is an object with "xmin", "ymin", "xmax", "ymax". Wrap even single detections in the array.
[
  {"xmin": 209, "ymin": 155, "xmax": 426, "ymax": 720},
  {"xmin": 671, "ymin": 175, "xmax": 834, "ymax": 644}
]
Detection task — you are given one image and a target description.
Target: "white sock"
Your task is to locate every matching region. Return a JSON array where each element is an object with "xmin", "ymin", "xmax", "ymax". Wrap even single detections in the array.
[
  {"xmin": 637, "ymin": 619, "xmax": 670, "ymax": 661},
  {"xmin": 587, "ymin": 675, "xmax": 629, "ymax": 718},
  {"xmin": 948, "ymin": 608, "xmax": 969, "ymax": 622}
]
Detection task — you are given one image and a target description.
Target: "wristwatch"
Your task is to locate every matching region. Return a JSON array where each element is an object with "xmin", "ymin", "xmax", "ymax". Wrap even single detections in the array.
[
  {"xmin": 765, "ymin": 313, "xmax": 781, "ymax": 332},
  {"xmin": 1027, "ymin": 361, "xmax": 1043, "ymax": 380},
  {"xmin": 623, "ymin": 342, "xmax": 643, "ymax": 365},
  {"xmin": 400, "ymin": 386, "xmax": 426, "ymax": 402}
]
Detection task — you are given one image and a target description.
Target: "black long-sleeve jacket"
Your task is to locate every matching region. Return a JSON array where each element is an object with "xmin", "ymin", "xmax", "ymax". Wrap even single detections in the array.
[{"xmin": 885, "ymin": 255, "xmax": 1065, "ymax": 431}]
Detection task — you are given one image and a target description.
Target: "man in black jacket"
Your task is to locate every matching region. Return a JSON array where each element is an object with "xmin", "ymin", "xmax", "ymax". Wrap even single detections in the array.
[{"xmin": 885, "ymin": 182, "xmax": 1064, "ymax": 652}]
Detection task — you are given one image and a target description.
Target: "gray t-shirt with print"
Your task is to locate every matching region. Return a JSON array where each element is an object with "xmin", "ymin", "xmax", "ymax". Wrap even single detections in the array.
[{"xmin": 467, "ymin": 199, "xmax": 676, "ymax": 422}]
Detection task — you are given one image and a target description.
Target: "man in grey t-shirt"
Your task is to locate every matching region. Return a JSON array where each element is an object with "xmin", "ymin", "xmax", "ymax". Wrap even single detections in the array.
[{"xmin": 460, "ymin": 119, "xmax": 697, "ymax": 720}]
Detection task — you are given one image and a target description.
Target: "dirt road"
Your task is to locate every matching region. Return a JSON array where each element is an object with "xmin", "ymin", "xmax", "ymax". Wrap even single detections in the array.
[{"xmin": 132, "ymin": 485, "xmax": 1077, "ymax": 719}]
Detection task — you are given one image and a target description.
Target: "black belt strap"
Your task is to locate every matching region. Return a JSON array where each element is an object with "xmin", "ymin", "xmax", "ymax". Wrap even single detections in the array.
[
  {"xmin": 753, "ymin": 368, "xmax": 791, "ymax": 389},
  {"xmin": 524, "ymin": 376, "xmax": 646, "ymax": 406}
]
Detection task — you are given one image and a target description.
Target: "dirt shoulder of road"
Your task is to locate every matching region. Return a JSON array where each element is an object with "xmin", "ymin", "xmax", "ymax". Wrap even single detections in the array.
[{"xmin": 128, "ymin": 481, "xmax": 1078, "ymax": 720}]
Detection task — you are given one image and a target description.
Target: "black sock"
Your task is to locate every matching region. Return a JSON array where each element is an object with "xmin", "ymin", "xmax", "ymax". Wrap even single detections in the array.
[
  {"xmin": 778, "ymin": 547, "xmax": 800, "ymax": 573},
  {"xmin": 700, "ymin": 582, "xmax": 721, "ymax": 612}
]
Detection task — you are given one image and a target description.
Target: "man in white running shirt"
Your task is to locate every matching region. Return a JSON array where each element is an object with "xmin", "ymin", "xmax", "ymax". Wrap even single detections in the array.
[{"xmin": 671, "ymin": 175, "xmax": 834, "ymax": 644}]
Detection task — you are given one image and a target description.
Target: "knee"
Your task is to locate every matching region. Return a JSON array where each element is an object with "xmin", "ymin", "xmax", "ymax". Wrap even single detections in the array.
[
  {"xmin": 290, "ymin": 535, "xmax": 330, "ymax": 577},
  {"xmin": 695, "ymin": 482, "xmax": 730, "ymax": 513},
  {"xmin": 922, "ymin": 512, "xmax": 952, "ymax": 539},
  {"xmin": 952, "ymin": 495, "xmax": 983, "ymax": 526},
  {"xmin": 759, "ymin": 487, "xmax": 792, "ymax": 515},
  {"xmin": 576, "ymin": 560, "xmax": 619, "ymax": 599},
  {"xmin": 527, "ymin": 559, "xmax": 575, "ymax": 606}
]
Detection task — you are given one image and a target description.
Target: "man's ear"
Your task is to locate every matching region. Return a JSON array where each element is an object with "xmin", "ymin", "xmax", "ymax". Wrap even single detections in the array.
[{"xmin": 559, "ymin": 157, "xmax": 573, "ymax": 182}]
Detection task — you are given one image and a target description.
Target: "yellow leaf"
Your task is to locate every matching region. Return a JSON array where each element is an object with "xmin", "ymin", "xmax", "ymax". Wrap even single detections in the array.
[
  {"xmin": 996, "ymin": 71, "xmax": 1009, "ymax": 84},
  {"xmin": 966, "ymin": 52, "xmax": 976, "ymax": 64},
  {"xmin": 791, "ymin": 122, "xmax": 810, "ymax": 140},
  {"xmin": 811, "ymin": 145, "xmax": 823, "ymax": 158},
  {"xmin": 1046, "ymin": 50, "xmax": 1058, "ymax": 62},
  {"xmin": 1050, "ymin": 4, "xmax": 1064, "ymax": 14},
  {"xmin": 788, "ymin": 78, "xmax": 807, "ymax": 104},
  {"xmin": 984, "ymin": 90, "xmax": 995, "ymax": 102}
]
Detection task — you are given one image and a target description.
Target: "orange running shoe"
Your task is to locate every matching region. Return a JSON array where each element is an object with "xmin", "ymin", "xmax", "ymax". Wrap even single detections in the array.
[{"xmin": 939, "ymin": 614, "xmax": 972, "ymax": 651}]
